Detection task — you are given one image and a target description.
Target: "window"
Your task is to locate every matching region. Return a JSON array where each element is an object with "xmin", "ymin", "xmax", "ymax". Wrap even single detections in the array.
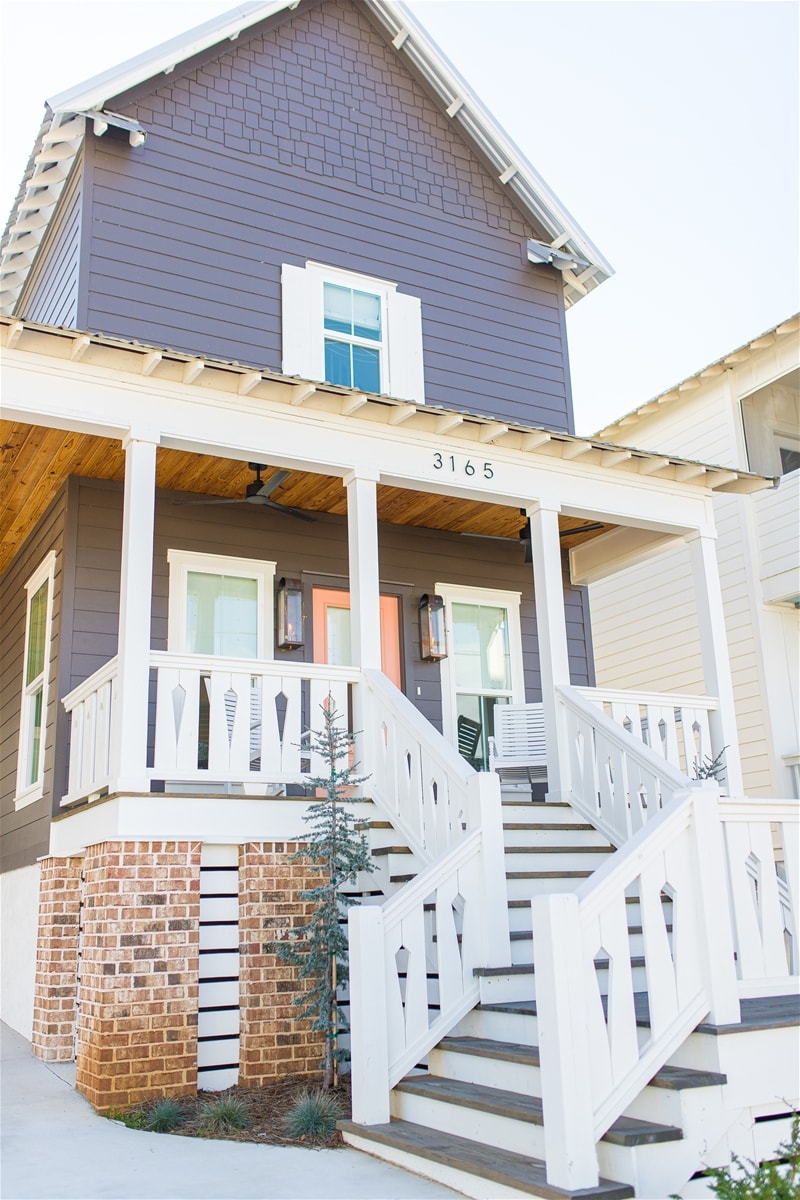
[
  {"xmin": 741, "ymin": 373, "xmax": 800, "ymax": 476},
  {"xmin": 16, "ymin": 551, "xmax": 56, "ymax": 805},
  {"xmin": 281, "ymin": 261, "xmax": 425, "ymax": 403},
  {"xmin": 167, "ymin": 551, "xmax": 276, "ymax": 658}
]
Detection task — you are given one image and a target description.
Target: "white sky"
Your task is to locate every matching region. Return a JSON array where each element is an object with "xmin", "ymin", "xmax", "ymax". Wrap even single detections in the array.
[{"xmin": 1, "ymin": 0, "xmax": 797, "ymax": 435}]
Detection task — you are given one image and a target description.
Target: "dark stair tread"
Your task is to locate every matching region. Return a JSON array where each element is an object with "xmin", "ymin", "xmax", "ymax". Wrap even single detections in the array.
[
  {"xmin": 395, "ymin": 1075, "xmax": 682, "ymax": 1146},
  {"xmin": 474, "ymin": 955, "xmax": 647, "ymax": 978},
  {"xmin": 439, "ymin": 1035, "xmax": 540, "ymax": 1067},
  {"xmin": 437, "ymin": 1036, "xmax": 726, "ymax": 1089},
  {"xmin": 696, "ymin": 994, "xmax": 800, "ymax": 1035},
  {"xmin": 503, "ymin": 822, "xmax": 597, "ymax": 831},
  {"xmin": 505, "ymin": 845, "xmax": 612, "ymax": 854},
  {"xmin": 506, "ymin": 870, "xmax": 594, "ymax": 879},
  {"xmin": 338, "ymin": 1118, "xmax": 633, "ymax": 1199},
  {"xmin": 502, "ymin": 800, "xmax": 572, "ymax": 808},
  {"xmin": 371, "ymin": 845, "xmax": 412, "ymax": 856}
]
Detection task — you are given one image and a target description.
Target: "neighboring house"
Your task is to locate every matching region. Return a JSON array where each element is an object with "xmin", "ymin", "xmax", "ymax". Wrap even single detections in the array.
[
  {"xmin": 1, "ymin": 4, "xmax": 797, "ymax": 1197},
  {"xmin": 590, "ymin": 321, "xmax": 800, "ymax": 800}
]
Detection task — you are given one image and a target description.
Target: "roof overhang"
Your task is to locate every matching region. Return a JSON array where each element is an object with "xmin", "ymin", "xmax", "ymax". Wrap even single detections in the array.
[
  {"xmin": 1, "ymin": 0, "xmax": 612, "ymax": 316},
  {"xmin": 595, "ymin": 315, "xmax": 800, "ymax": 441}
]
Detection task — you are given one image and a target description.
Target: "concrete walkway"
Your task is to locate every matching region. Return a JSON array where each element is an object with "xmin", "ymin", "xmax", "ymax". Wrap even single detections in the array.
[{"xmin": 1, "ymin": 1024, "xmax": 462, "ymax": 1200}]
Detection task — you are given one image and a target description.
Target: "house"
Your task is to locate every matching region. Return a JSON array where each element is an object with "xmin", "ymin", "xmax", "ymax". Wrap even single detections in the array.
[
  {"xmin": 1, "ymin": 3, "xmax": 797, "ymax": 1196},
  {"xmin": 589, "ymin": 321, "xmax": 799, "ymax": 801}
]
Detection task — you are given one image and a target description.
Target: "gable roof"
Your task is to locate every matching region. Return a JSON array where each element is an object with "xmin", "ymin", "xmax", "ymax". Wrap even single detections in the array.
[
  {"xmin": 594, "ymin": 314, "xmax": 800, "ymax": 441},
  {"xmin": 0, "ymin": 0, "xmax": 612, "ymax": 317}
]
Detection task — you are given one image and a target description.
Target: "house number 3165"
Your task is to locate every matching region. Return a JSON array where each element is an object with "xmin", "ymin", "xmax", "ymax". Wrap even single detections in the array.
[{"xmin": 433, "ymin": 453, "xmax": 494, "ymax": 479}]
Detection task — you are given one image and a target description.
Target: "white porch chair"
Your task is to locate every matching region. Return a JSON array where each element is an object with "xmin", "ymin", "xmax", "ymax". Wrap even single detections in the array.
[{"xmin": 488, "ymin": 702, "xmax": 547, "ymax": 788}]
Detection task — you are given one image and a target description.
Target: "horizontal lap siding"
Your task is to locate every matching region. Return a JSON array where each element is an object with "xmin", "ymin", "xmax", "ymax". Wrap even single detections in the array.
[
  {"xmin": 74, "ymin": 479, "xmax": 591, "ymax": 752},
  {"xmin": 84, "ymin": 0, "xmax": 571, "ymax": 429},
  {"xmin": 0, "ymin": 492, "xmax": 67, "ymax": 872},
  {"xmin": 20, "ymin": 152, "xmax": 82, "ymax": 329}
]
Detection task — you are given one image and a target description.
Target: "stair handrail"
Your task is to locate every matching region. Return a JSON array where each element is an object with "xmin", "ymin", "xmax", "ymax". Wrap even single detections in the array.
[
  {"xmin": 358, "ymin": 668, "xmax": 476, "ymax": 863},
  {"xmin": 348, "ymin": 770, "xmax": 510, "ymax": 1125},
  {"xmin": 556, "ymin": 683, "xmax": 696, "ymax": 846},
  {"xmin": 531, "ymin": 782, "xmax": 741, "ymax": 1192}
]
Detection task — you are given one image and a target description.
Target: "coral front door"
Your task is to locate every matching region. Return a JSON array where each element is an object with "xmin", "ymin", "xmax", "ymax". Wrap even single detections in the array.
[{"xmin": 312, "ymin": 588, "xmax": 402, "ymax": 688}]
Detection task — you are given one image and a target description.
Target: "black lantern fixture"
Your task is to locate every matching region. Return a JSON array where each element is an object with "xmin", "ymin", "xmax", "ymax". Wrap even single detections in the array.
[
  {"xmin": 277, "ymin": 577, "xmax": 304, "ymax": 649},
  {"xmin": 419, "ymin": 594, "xmax": 447, "ymax": 660}
]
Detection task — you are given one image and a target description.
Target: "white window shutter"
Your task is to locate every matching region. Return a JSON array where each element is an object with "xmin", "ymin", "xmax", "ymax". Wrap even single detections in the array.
[
  {"xmin": 281, "ymin": 264, "xmax": 324, "ymax": 382},
  {"xmin": 386, "ymin": 290, "xmax": 425, "ymax": 403}
]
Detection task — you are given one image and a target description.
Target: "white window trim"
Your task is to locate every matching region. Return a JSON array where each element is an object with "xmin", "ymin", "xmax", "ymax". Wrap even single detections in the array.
[
  {"xmin": 435, "ymin": 582, "xmax": 525, "ymax": 747},
  {"xmin": 15, "ymin": 550, "xmax": 57, "ymax": 808},
  {"xmin": 166, "ymin": 550, "xmax": 276, "ymax": 659},
  {"xmin": 281, "ymin": 260, "xmax": 425, "ymax": 404}
]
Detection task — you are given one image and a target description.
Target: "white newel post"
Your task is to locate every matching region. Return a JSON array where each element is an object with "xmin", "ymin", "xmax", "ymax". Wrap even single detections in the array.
[
  {"xmin": 112, "ymin": 430, "xmax": 158, "ymax": 793},
  {"xmin": 691, "ymin": 786, "xmax": 741, "ymax": 1024},
  {"xmin": 687, "ymin": 532, "xmax": 744, "ymax": 795},
  {"xmin": 531, "ymin": 892, "xmax": 598, "ymax": 1190},
  {"xmin": 527, "ymin": 503, "xmax": 572, "ymax": 800},
  {"xmin": 345, "ymin": 470, "xmax": 381, "ymax": 781},
  {"xmin": 348, "ymin": 905, "xmax": 391, "ymax": 1124},
  {"xmin": 469, "ymin": 772, "xmax": 512, "ymax": 972}
]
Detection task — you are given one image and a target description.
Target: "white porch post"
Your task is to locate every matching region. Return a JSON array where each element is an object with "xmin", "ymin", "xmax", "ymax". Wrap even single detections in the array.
[
  {"xmin": 687, "ymin": 531, "xmax": 744, "ymax": 794},
  {"xmin": 112, "ymin": 430, "xmax": 158, "ymax": 792},
  {"xmin": 345, "ymin": 469, "xmax": 382, "ymax": 670},
  {"xmin": 345, "ymin": 469, "xmax": 381, "ymax": 783},
  {"xmin": 527, "ymin": 502, "xmax": 571, "ymax": 800}
]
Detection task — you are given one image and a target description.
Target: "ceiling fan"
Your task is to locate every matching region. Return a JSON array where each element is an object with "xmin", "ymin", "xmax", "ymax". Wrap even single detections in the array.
[{"xmin": 177, "ymin": 463, "xmax": 315, "ymax": 522}]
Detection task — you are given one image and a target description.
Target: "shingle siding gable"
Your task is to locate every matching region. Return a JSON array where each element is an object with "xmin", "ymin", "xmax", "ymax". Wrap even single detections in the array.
[{"xmin": 81, "ymin": 0, "xmax": 573, "ymax": 430}]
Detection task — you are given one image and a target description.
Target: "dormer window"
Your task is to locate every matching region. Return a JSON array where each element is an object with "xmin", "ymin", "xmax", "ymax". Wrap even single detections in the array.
[
  {"xmin": 281, "ymin": 262, "xmax": 425, "ymax": 403},
  {"xmin": 323, "ymin": 282, "xmax": 382, "ymax": 392}
]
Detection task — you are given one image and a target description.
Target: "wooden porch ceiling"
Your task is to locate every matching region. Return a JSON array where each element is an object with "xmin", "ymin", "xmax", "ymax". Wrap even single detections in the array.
[{"xmin": 0, "ymin": 421, "xmax": 616, "ymax": 575}]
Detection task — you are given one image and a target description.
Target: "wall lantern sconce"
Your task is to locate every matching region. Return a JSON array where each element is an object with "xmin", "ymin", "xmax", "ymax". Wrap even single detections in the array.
[
  {"xmin": 277, "ymin": 577, "xmax": 304, "ymax": 649},
  {"xmin": 419, "ymin": 594, "xmax": 447, "ymax": 661}
]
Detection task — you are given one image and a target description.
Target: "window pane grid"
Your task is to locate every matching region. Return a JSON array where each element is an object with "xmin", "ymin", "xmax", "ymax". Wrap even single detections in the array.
[
  {"xmin": 323, "ymin": 281, "xmax": 382, "ymax": 391},
  {"xmin": 26, "ymin": 580, "xmax": 49, "ymax": 685}
]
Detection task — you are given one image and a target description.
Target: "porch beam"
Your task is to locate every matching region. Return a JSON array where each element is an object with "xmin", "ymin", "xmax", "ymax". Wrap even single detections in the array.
[
  {"xmin": 345, "ymin": 469, "xmax": 382, "ymax": 671},
  {"xmin": 114, "ymin": 429, "xmax": 159, "ymax": 792},
  {"xmin": 527, "ymin": 502, "xmax": 571, "ymax": 800},
  {"xmin": 686, "ymin": 532, "xmax": 744, "ymax": 794}
]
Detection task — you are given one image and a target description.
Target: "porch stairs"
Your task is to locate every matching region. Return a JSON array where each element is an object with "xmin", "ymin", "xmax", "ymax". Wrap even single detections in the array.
[{"xmin": 340, "ymin": 785, "xmax": 800, "ymax": 1199}]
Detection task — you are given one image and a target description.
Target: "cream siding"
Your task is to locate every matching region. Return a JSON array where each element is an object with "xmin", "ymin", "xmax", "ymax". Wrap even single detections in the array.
[{"xmin": 589, "ymin": 330, "xmax": 799, "ymax": 798}]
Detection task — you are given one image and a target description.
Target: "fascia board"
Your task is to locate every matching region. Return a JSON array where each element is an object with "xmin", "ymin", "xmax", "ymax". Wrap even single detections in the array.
[
  {"xmin": 371, "ymin": 1, "xmax": 613, "ymax": 286},
  {"xmin": 47, "ymin": 1, "xmax": 296, "ymax": 114}
]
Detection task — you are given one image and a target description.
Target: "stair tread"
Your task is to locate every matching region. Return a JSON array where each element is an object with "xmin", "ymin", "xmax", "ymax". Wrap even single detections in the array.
[
  {"xmin": 503, "ymin": 822, "xmax": 597, "ymax": 831},
  {"xmin": 339, "ymin": 1118, "xmax": 634, "ymax": 1199},
  {"xmin": 371, "ymin": 845, "xmax": 412, "ymax": 856},
  {"xmin": 395, "ymin": 1075, "xmax": 683, "ymax": 1146},
  {"xmin": 505, "ymin": 845, "xmax": 612, "ymax": 854},
  {"xmin": 506, "ymin": 870, "xmax": 593, "ymax": 879},
  {"xmin": 436, "ymin": 1036, "xmax": 727, "ymax": 1089},
  {"xmin": 474, "ymin": 955, "xmax": 647, "ymax": 977}
]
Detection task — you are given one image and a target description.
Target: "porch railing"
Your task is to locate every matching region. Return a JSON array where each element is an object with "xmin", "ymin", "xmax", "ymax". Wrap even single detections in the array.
[
  {"xmin": 149, "ymin": 651, "xmax": 358, "ymax": 786},
  {"xmin": 62, "ymin": 657, "xmax": 475, "ymax": 860},
  {"xmin": 531, "ymin": 784, "xmax": 741, "ymax": 1191},
  {"xmin": 62, "ymin": 656, "xmax": 118, "ymax": 805},
  {"xmin": 720, "ymin": 798, "xmax": 799, "ymax": 988},
  {"xmin": 576, "ymin": 685, "xmax": 718, "ymax": 780},
  {"xmin": 558, "ymin": 684, "xmax": 698, "ymax": 846},
  {"xmin": 359, "ymin": 668, "xmax": 475, "ymax": 862},
  {"xmin": 348, "ymin": 771, "xmax": 510, "ymax": 1124}
]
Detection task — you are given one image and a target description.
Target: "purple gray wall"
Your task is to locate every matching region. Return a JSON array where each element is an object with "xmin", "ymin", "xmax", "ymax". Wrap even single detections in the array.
[{"xmin": 68, "ymin": 0, "xmax": 573, "ymax": 431}]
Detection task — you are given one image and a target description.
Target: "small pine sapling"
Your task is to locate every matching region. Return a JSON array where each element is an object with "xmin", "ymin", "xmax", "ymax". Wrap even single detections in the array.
[
  {"xmin": 693, "ymin": 745, "xmax": 728, "ymax": 784},
  {"xmin": 274, "ymin": 696, "xmax": 374, "ymax": 1089}
]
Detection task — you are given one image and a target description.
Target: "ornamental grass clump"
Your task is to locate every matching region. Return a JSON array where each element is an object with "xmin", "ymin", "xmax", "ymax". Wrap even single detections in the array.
[
  {"xmin": 198, "ymin": 1095, "xmax": 251, "ymax": 1136},
  {"xmin": 273, "ymin": 697, "xmax": 374, "ymax": 1089},
  {"xmin": 284, "ymin": 1087, "xmax": 344, "ymax": 1142},
  {"xmin": 143, "ymin": 1097, "xmax": 185, "ymax": 1133}
]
